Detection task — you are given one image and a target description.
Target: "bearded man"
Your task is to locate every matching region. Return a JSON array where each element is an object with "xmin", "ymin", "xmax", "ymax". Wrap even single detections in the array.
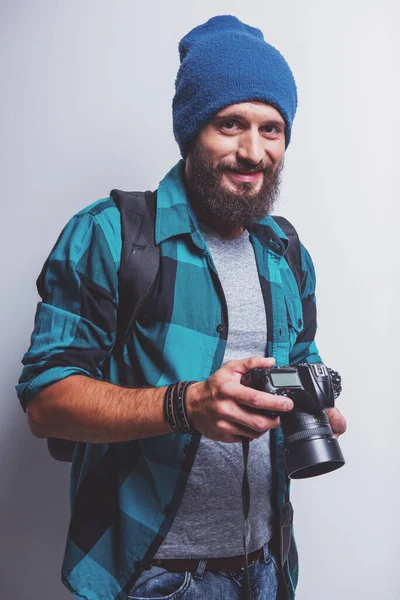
[{"xmin": 16, "ymin": 15, "xmax": 346, "ymax": 600}]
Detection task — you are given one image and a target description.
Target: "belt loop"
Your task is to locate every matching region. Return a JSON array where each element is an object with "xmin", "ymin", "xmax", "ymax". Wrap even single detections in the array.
[{"xmin": 193, "ymin": 558, "xmax": 207, "ymax": 580}]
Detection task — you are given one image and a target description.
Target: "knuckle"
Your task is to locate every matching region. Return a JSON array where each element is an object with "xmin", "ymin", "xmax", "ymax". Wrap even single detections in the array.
[
  {"xmin": 218, "ymin": 382, "xmax": 232, "ymax": 399},
  {"xmin": 273, "ymin": 396, "xmax": 282, "ymax": 411},
  {"xmin": 216, "ymin": 403, "xmax": 230, "ymax": 419},
  {"xmin": 251, "ymin": 417, "xmax": 267, "ymax": 432},
  {"xmin": 247, "ymin": 391, "xmax": 261, "ymax": 409},
  {"xmin": 224, "ymin": 359, "xmax": 236, "ymax": 370},
  {"xmin": 216, "ymin": 419, "xmax": 229, "ymax": 433},
  {"xmin": 246, "ymin": 357, "xmax": 258, "ymax": 370}
]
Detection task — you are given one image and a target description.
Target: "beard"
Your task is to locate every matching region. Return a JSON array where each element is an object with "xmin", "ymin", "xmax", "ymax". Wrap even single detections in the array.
[{"xmin": 187, "ymin": 140, "xmax": 284, "ymax": 229}]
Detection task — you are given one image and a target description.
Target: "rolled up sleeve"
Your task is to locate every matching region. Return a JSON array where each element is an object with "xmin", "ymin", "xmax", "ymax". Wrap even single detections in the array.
[{"xmin": 16, "ymin": 210, "xmax": 119, "ymax": 411}]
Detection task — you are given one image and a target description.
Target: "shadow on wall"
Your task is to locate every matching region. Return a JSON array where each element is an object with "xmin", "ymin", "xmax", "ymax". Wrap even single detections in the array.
[{"xmin": 2, "ymin": 394, "xmax": 72, "ymax": 600}]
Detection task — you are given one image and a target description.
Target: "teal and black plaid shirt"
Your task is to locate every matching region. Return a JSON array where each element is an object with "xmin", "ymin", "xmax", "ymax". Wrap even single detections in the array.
[{"xmin": 16, "ymin": 161, "xmax": 322, "ymax": 600}]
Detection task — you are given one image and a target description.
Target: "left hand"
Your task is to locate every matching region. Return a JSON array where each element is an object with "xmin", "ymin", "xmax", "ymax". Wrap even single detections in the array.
[{"xmin": 326, "ymin": 407, "xmax": 347, "ymax": 439}]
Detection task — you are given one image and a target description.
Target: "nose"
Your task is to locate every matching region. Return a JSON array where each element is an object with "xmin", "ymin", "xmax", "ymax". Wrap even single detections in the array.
[{"xmin": 237, "ymin": 129, "xmax": 265, "ymax": 166}]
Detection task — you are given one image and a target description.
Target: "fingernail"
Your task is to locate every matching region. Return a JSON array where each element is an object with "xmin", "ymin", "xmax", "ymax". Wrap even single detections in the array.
[{"xmin": 283, "ymin": 400, "xmax": 293, "ymax": 411}]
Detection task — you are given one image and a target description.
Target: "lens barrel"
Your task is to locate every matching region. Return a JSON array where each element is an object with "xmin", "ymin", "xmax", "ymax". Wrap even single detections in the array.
[{"xmin": 281, "ymin": 410, "xmax": 345, "ymax": 479}]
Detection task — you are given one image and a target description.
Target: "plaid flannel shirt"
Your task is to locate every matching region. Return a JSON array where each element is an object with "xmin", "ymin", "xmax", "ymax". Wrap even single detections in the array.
[{"xmin": 16, "ymin": 161, "xmax": 322, "ymax": 600}]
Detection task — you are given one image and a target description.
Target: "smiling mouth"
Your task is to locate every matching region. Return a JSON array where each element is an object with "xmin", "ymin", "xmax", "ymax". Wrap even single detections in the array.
[{"xmin": 225, "ymin": 170, "xmax": 264, "ymax": 183}]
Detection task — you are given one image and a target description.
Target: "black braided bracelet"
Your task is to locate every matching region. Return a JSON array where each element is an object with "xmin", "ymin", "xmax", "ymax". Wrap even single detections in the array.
[
  {"xmin": 164, "ymin": 381, "xmax": 197, "ymax": 434},
  {"xmin": 164, "ymin": 383, "xmax": 179, "ymax": 432},
  {"xmin": 175, "ymin": 380, "xmax": 196, "ymax": 433}
]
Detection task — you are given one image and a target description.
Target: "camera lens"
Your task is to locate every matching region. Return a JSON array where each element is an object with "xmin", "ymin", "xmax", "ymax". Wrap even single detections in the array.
[{"xmin": 281, "ymin": 410, "xmax": 345, "ymax": 479}]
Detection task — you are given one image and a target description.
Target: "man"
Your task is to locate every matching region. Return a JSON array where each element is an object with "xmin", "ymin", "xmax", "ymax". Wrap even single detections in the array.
[{"xmin": 16, "ymin": 15, "xmax": 346, "ymax": 600}]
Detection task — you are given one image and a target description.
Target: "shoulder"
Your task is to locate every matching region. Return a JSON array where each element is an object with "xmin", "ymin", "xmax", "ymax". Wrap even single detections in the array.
[
  {"xmin": 74, "ymin": 197, "xmax": 121, "ymax": 238},
  {"xmin": 64, "ymin": 197, "xmax": 122, "ymax": 267}
]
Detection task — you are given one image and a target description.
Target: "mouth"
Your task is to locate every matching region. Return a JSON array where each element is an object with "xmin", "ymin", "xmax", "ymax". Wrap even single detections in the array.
[{"xmin": 224, "ymin": 169, "xmax": 264, "ymax": 183}]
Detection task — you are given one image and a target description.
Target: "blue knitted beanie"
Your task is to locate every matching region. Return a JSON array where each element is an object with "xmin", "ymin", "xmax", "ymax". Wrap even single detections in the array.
[{"xmin": 173, "ymin": 15, "xmax": 298, "ymax": 157}]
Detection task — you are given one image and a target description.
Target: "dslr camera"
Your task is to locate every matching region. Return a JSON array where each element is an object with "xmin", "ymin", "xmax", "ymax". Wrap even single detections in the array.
[{"xmin": 241, "ymin": 363, "xmax": 345, "ymax": 479}]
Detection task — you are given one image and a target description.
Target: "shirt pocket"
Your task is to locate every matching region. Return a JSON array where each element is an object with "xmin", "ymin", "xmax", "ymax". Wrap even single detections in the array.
[{"xmin": 285, "ymin": 294, "xmax": 304, "ymax": 354}]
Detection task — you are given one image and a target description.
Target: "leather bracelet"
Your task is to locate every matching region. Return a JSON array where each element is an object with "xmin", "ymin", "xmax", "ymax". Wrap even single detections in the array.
[
  {"xmin": 164, "ymin": 383, "xmax": 178, "ymax": 432},
  {"xmin": 174, "ymin": 380, "xmax": 196, "ymax": 434},
  {"xmin": 164, "ymin": 381, "xmax": 197, "ymax": 434}
]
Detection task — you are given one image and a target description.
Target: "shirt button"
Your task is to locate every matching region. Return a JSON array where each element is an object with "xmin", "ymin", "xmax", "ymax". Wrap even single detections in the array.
[
  {"xmin": 163, "ymin": 504, "xmax": 172, "ymax": 514},
  {"xmin": 216, "ymin": 324, "xmax": 224, "ymax": 333},
  {"xmin": 297, "ymin": 319, "xmax": 303, "ymax": 327}
]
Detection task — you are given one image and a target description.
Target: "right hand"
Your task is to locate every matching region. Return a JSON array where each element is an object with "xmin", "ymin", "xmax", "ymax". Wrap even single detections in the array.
[{"xmin": 186, "ymin": 356, "xmax": 294, "ymax": 443}]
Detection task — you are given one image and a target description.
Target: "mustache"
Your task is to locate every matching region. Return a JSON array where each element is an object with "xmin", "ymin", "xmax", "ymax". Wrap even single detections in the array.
[{"xmin": 217, "ymin": 161, "xmax": 273, "ymax": 176}]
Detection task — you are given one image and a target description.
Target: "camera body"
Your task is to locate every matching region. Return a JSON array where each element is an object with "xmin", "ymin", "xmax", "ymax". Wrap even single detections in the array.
[
  {"xmin": 241, "ymin": 363, "xmax": 345, "ymax": 479},
  {"xmin": 241, "ymin": 362, "xmax": 341, "ymax": 417}
]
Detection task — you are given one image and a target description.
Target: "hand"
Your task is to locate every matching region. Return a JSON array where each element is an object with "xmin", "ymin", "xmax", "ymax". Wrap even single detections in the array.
[
  {"xmin": 326, "ymin": 407, "xmax": 347, "ymax": 439},
  {"xmin": 186, "ymin": 356, "xmax": 294, "ymax": 443}
]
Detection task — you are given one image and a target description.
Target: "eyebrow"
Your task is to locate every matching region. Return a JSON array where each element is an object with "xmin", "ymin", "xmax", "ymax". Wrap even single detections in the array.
[{"xmin": 213, "ymin": 113, "xmax": 285, "ymax": 129}]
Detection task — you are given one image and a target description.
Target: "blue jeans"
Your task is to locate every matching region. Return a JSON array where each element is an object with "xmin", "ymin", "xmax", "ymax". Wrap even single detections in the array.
[{"xmin": 127, "ymin": 545, "xmax": 280, "ymax": 599}]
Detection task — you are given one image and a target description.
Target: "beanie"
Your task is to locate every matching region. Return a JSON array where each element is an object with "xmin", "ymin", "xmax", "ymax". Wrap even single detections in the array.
[{"xmin": 173, "ymin": 15, "xmax": 298, "ymax": 157}]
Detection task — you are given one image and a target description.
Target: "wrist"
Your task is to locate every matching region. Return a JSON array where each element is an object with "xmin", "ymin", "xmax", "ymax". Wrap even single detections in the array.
[
  {"xmin": 185, "ymin": 381, "xmax": 205, "ymax": 430},
  {"xmin": 164, "ymin": 381, "xmax": 200, "ymax": 434}
]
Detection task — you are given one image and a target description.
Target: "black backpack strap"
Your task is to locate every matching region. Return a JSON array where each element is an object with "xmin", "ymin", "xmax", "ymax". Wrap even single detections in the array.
[
  {"xmin": 47, "ymin": 190, "xmax": 159, "ymax": 462},
  {"xmin": 272, "ymin": 216, "xmax": 303, "ymax": 294},
  {"xmin": 109, "ymin": 189, "xmax": 160, "ymax": 351}
]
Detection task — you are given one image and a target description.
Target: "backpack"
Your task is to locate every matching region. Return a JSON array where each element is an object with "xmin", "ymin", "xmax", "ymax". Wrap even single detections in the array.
[{"xmin": 47, "ymin": 190, "xmax": 302, "ymax": 461}]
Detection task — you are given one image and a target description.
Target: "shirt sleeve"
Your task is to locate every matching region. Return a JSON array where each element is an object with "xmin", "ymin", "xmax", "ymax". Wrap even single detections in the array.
[
  {"xmin": 289, "ymin": 242, "xmax": 323, "ymax": 365},
  {"xmin": 16, "ymin": 211, "xmax": 119, "ymax": 411}
]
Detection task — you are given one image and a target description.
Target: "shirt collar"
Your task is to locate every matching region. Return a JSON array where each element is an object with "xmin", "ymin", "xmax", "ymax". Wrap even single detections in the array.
[
  {"xmin": 155, "ymin": 160, "xmax": 197, "ymax": 245},
  {"xmin": 155, "ymin": 160, "xmax": 289, "ymax": 256},
  {"xmin": 249, "ymin": 218, "xmax": 289, "ymax": 256}
]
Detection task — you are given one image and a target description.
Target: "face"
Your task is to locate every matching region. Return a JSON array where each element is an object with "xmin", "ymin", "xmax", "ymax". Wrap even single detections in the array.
[{"xmin": 186, "ymin": 101, "xmax": 286, "ymax": 230}]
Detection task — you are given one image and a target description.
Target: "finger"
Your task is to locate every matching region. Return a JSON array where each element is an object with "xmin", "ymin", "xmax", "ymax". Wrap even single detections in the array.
[
  {"xmin": 224, "ymin": 356, "xmax": 276, "ymax": 376},
  {"xmin": 217, "ymin": 401, "xmax": 281, "ymax": 433},
  {"xmin": 219, "ymin": 380, "xmax": 294, "ymax": 413},
  {"xmin": 327, "ymin": 408, "xmax": 347, "ymax": 436},
  {"xmin": 234, "ymin": 415, "xmax": 281, "ymax": 435},
  {"xmin": 327, "ymin": 407, "xmax": 347, "ymax": 434},
  {"xmin": 215, "ymin": 419, "xmax": 278, "ymax": 443}
]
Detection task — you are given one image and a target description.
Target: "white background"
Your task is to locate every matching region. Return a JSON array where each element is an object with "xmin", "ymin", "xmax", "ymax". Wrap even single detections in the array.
[{"xmin": 1, "ymin": 1, "xmax": 399, "ymax": 599}]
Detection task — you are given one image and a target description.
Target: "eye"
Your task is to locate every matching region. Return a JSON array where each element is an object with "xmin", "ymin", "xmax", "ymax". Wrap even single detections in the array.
[
  {"xmin": 262, "ymin": 124, "xmax": 283, "ymax": 136},
  {"xmin": 220, "ymin": 120, "xmax": 240, "ymax": 132}
]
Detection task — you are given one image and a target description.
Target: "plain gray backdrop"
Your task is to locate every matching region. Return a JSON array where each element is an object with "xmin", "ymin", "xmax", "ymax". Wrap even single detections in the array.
[{"xmin": 1, "ymin": 1, "xmax": 399, "ymax": 599}]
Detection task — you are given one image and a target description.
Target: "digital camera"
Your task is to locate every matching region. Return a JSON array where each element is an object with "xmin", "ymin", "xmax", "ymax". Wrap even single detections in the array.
[{"xmin": 241, "ymin": 363, "xmax": 345, "ymax": 479}]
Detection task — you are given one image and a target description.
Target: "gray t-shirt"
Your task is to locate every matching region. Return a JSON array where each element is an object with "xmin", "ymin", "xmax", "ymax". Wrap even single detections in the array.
[{"xmin": 155, "ymin": 226, "xmax": 275, "ymax": 558}]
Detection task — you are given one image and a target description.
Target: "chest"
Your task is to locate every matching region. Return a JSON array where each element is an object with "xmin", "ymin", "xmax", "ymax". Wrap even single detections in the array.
[{"xmin": 123, "ymin": 234, "xmax": 303, "ymax": 385}]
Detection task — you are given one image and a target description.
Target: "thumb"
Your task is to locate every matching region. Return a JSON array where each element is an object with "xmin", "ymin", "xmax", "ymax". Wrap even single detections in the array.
[{"xmin": 227, "ymin": 355, "xmax": 276, "ymax": 376}]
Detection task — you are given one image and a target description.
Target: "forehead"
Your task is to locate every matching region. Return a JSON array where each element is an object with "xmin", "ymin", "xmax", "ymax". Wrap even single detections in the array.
[{"xmin": 215, "ymin": 100, "xmax": 285, "ymax": 124}]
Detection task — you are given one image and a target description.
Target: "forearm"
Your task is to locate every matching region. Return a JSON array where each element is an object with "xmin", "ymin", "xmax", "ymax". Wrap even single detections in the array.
[
  {"xmin": 26, "ymin": 356, "xmax": 296, "ymax": 446},
  {"xmin": 26, "ymin": 375, "xmax": 169, "ymax": 443}
]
